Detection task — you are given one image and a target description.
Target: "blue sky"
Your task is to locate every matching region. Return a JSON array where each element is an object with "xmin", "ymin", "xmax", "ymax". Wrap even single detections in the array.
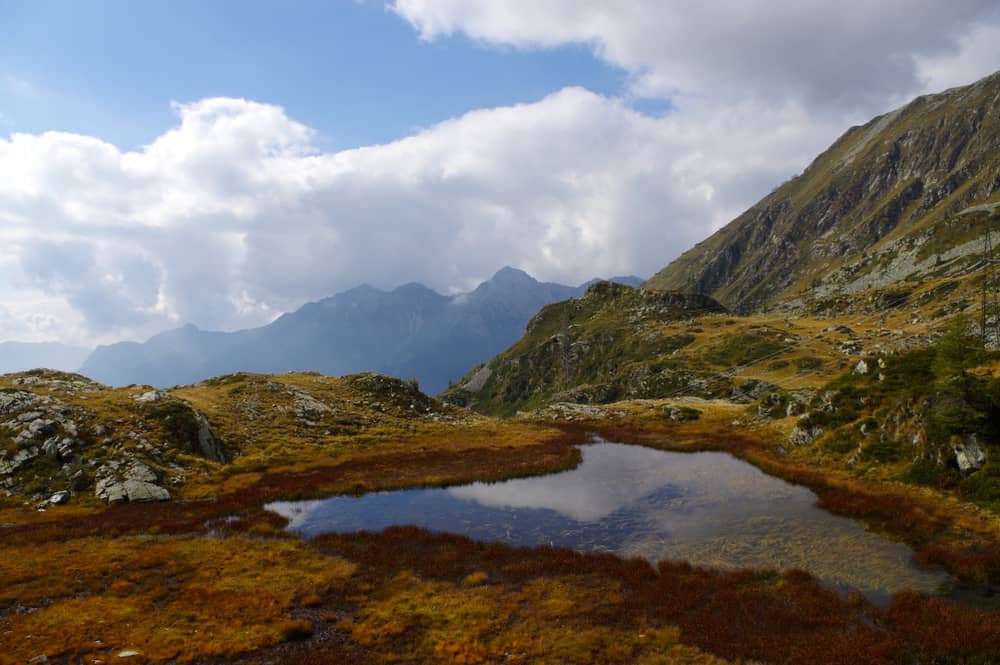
[
  {"xmin": 2, "ymin": 1, "xmax": 1000, "ymax": 346},
  {"xmin": 1, "ymin": 1, "xmax": 625, "ymax": 151}
]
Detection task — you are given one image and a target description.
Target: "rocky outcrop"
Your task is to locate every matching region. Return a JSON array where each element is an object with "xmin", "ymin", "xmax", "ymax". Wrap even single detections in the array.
[
  {"xmin": 194, "ymin": 412, "xmax": 225, "ymax": 462},
  {"xmin": 0, "ymin": 447, "xmax": 39, "ymax": 475},
  {"xmin": 953, "ymin": 434, "xmax": 987, "ymax": 472},
  {"xmin": 789, "ymin": 425, "xmax": 823, "ymax": 446},
  {"xmin": 134, "ymin": 390, "xmax": 168, "ymax": 403},
  {"xmin": 95, "ymin": 462, "xmax": 170, "ymax": 504},
  {"xmin": 142, "ymin": 397, "xmax": 228, "ymax": 463},
  {"xmin": 729, "ymin": 379, "xmax": 779, "ymax": 405}
]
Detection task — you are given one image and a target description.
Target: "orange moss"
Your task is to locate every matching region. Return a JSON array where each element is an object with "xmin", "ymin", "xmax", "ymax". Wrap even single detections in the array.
[{"xmin": 0, "ymin": 536, "xmax": 354, "ymax": 663}]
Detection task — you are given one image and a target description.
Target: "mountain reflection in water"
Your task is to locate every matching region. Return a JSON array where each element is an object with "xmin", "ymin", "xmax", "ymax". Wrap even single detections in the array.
[{"xmin": 267, "ymin": 443, "xmax": 950, "ymax": 596}]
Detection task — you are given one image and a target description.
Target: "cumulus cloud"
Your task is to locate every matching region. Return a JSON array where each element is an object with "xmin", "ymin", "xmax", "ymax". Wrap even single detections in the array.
[
  {"xmin": 1, "ymin": 91, "xmax": 827, "ymax": 344},
  {"xmin": 392, "ymin": 0, "xmax": 1000, "ymax": 113},
  {"xmin": 2, "ymin": 3, "xmax": 999, "ymax": 346}
]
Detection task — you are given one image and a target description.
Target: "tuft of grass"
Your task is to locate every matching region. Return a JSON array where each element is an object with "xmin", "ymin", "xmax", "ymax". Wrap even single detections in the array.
[
  {"xmin": 462, "ymin": 571, "xmax": 489, "ymax": 587},
  {"xmin": 279, "ymin": 618, "xmax": 314, "ymax": 641}
]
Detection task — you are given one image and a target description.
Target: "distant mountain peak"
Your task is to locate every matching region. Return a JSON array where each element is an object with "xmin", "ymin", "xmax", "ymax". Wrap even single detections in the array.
[
  {"xmin": 393, "ymin": 281, "xmax": 445, "ymax": 297},
  {"xmin": 488, "ymin": 266, "xmax": 536, "ymax": 285},
  {"xmin": 77, "ymin": 267, "xmax": 613, "ymax": 394}
]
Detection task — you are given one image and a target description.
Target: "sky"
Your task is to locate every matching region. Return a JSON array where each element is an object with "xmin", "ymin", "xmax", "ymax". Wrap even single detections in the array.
[{"xmin": 2, "ymin": 1, "xmax": 1000, "ymax": 347}]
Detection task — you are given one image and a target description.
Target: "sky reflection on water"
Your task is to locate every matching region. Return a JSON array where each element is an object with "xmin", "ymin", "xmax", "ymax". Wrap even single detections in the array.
[{"xmin": 267, "ymin": 443, "xmax": 950, "ymax": 596}]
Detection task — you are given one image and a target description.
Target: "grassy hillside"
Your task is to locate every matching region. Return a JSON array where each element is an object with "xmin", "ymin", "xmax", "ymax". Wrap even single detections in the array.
[
  {"xmin": 441, "ymin": 282, "xmax": 732, "ymax": 415},
  {"xmin": 443, "ymin": 270, "xmax": 982, "ymax": 417},
  {"xmin": 0, "ymin": 369, "xmax": 571, "ymax": 508}
]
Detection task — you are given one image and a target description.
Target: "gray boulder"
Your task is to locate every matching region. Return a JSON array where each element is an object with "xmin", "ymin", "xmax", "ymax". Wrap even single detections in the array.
[
  {"xmin": 194, "ymin": 412, "xmax": 226, "ymax": 463},
  {"xmin": 953, "ymin": 434, "xmax": 987, "ymax": 472},
  {"xmin": 0, "ymin": 447, "xmax": 39, "ymax": 475},
  {"xmin": 790, "ymin": 424, "xmax": 823, "ymax": 446},
  {"xmin": 95, "ymin": 477, "xmax": 127, "ymax": 503},
  {"xmin": 94, "ymin": 461, "xmax": 171, "ymax": 503},
  {"xmin": 122, "ymin": 480, "xmax": 170, "ymax": 502},
  {"xmin": 134, "ymin": 390, "xmax": 167, "ymax": 403},
  {"xmin": 730, "ymin": 379, "xmax": 779, "ymax": 404}
]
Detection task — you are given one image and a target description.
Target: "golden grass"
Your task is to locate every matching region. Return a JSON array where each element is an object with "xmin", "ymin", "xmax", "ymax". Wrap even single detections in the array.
[
  {"xmin": 3, "ymin": 357, "xmax": 1000, "ymax": 663},
  {"xmin": 0, "ymin": 535, "xmax": 355, "ymax": 663},
  {"xmin": 340, "ymin": 571, "xmax": 730, "ymax": 665}
]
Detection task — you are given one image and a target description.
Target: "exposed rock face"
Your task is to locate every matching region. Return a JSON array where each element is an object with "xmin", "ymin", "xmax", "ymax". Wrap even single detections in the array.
[
  {"xmin": 142, "ymin": 397, "xmax": 228, "ymax": 463},
  {"xmin": 287, "ymin": 387, "xmax": 333, "ymax": 420},
  {"xmin": 461, "ymin": 365, "xmax": 492, "ymax": 393},
  {"xmin": 789, "ymin": 425, "xmax": 823, "ymax": 446},
  {"xmin": 95, "ymin": 462, "xmax": 170, "ymax": 504},
  {"xmin": 0, "ymin": 447, "xmax": 39, "ymax": 475},
  {"xmin": 122, "ymin": 480, "xmax": 170, "ymax": 502},
  {"xmin": 646, "ymin": 71, "xmax": 1000, "ymax": 312},
  {"xmin": 134, "ymin": 390, "xmax": 168, "ymax": 403},
  {"xmin": 729, "ymin": 379, "xmax": 779, "ymax": 405},
  {"xmin": 194, "ymin": 412, "xmax": 225, "ymax": 463},
  {"xmin": 953, "ymin": 434, "xmax": 987, "ymax": 472},
  {"xmin": 0, "ymin": 390, "xmax": 46, "ymax": 415}
]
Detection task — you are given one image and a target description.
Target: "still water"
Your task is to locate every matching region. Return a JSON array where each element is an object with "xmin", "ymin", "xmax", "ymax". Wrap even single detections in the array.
[{"xmin": 267, "ymin": 442, "xmax": 950, "ymax": 596}]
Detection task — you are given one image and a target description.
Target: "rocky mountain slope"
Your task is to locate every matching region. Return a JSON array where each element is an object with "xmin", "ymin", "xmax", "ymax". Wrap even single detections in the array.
[
  {"xmin": 442, "ymin": 274, "xmax": 961, "ymax": 417},
  {"xmin": 646, "ymin": 70, "xmax": 1000, "ymax": 312},
  {"xmin": 79, "ymin": 268, "xmax": 642, "ymax": 394},
  {"xmin": 443, "ymin": 281, "xmax": 736, "ymax": 415},
  {"xmin": 446, "ymin": 74, "xmax": 1000, "ymax": 433}
]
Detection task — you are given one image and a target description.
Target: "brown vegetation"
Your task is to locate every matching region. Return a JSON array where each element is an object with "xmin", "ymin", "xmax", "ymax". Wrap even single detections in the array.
[{"xmin": 4, "ymin": 370, "xmax": 1000, "ymax": 663}]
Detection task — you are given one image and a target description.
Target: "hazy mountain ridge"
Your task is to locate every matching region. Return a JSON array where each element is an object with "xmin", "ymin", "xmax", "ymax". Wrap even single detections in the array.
[
  {"xmin": 79, "ymin": 268, "xmax": 643, "ymax": 393},
  {"xmin": 646, "ymin": 70, "xmax": 1000, "ymax": 312}
]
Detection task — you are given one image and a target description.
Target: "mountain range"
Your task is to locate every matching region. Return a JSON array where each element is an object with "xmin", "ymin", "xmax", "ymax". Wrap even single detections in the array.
[
  {"xmin": 450, "ymin": 69, "xmax": 1000, "ymax": 413},
  {"xmin": 78, "ymin": 268, "xmax": 642, "ymax": 393}
]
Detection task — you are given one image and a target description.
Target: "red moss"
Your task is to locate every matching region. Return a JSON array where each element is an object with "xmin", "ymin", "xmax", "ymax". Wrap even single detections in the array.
[
  {"xmin": 881, "ymin": 590, "xmax": 1000, "ymax": 660},
  {"xmin": 304, "ymin": 526, "xmax": 1000, "ymax": 665},
  {"xmin": 917, "ymin": 544, "xmax": 1000, "ymax": 585}
]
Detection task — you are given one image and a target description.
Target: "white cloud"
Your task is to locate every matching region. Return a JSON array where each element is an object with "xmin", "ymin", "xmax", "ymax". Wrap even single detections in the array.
[
  {"xmin": 2, "ymin": 3, "xmax": 998, "ymax": 346},
  {"xmin": 1, "ymin": 91, "xmax": 828, "ymax": 344},
  {"xmin": 915, "ymin": 22, "xmax": 1000, "ymax": 92},
  {"xmin": 391, "ymin": 0, "xmax": 1000, "ymax": 113}
]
